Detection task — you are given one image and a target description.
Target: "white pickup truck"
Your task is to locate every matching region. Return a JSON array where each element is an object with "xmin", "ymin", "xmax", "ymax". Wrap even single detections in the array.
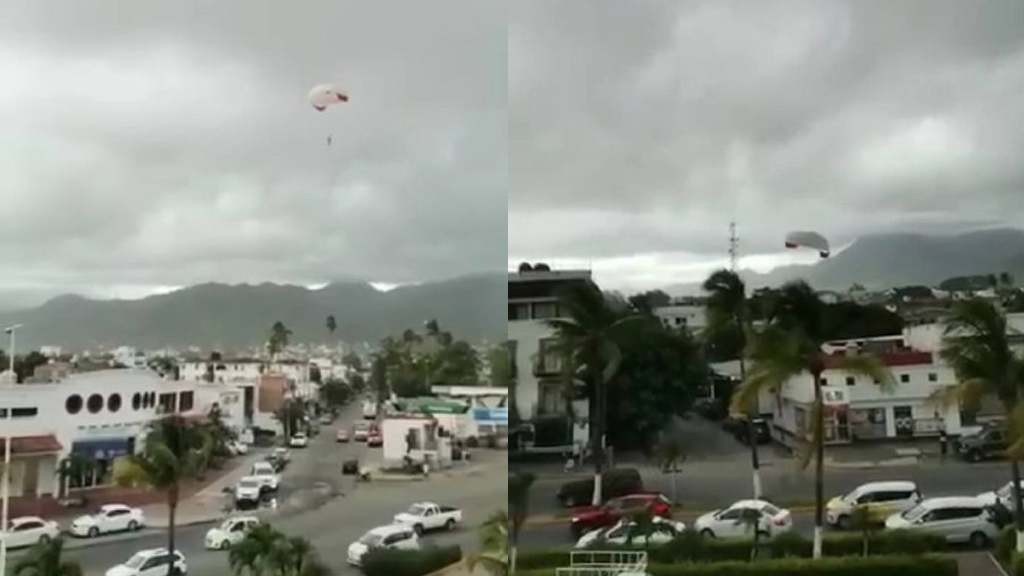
[{"xmin": 393, "ymin": 502, "xmax": 463, "ymax": 534}]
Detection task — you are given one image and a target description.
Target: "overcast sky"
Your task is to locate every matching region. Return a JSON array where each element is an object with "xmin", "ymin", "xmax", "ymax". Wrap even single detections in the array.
[
  {"xmin": 509, "ymin": 0, "xmax": 1024, "ymax": 292},
  {"xmin": 0, "ymin": 1, "xmax": 505, "ymax": 306}
]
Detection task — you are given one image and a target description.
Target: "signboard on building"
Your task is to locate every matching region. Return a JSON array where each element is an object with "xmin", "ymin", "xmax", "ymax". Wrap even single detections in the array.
[{"xmin": 472, "ymin": 407, "xmax": 508, "ymax": 424}]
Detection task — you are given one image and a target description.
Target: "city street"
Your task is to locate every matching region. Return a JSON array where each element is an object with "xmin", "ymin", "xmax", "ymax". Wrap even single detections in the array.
[{"xmin": 5, "ymin": 408, "xmax": 508, "ymax": 576}]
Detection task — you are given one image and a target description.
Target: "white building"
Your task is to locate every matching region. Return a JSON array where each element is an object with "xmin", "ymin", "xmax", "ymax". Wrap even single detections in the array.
[
  {"xmin": 507, "ymin": 267, "xmax": 592, "ymax": 446},
  {"xmin": 0, "ymin": 370, "xmax": 202, "ymax": 499},
  {"xmin": 653, "ymin": 304, "xmax": 707, "ymax": 333},
  {"xmin": 112, "ymin": 346, "xmax": 148, "ymax": 369},
  {"xmin": 179, "ymin": 358, "xmax": 312, "ymax": 384}
]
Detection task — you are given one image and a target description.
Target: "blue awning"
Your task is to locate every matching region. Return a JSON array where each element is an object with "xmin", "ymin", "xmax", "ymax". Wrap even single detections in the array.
[
  {"xmin": 71, "ymin": 438, "xmax": 131, "ymax": 460},
  {"xmin": 473, "ymin": 408, "xmax": 508, "ymax": 423}
]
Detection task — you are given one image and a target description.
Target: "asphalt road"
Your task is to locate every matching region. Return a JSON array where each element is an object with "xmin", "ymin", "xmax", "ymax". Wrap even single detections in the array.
[{"xmin": 6, "ymin": 405, "xmax": 508, "ymax": 576}]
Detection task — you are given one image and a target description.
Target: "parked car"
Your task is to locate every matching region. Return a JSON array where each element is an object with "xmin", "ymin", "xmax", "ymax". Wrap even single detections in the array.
[
  {"xmin": 105, "ymin": 548, "xmax": 187, "ymax": 576},
  {"xmin": 569, "ymin": 493, "xmax": 672, "ymax": 538},
  {"xmin": 693, "ymin": 499, "xmax": 793, "ymax": 539},
  {"xmin": 557, "ymin": 468, "xmax": 643, "ymax": 508},
  {"xmin": 250, "ymin": 462, "xmax": 281, "ymax": 492},
  {"xmin": 826, "ymin": 481, "xmax": 922, "ymax": 529},
  {"xmin": 393, "ymin": 502, "xmax": 463, "ymax": 534},
  {"xmin": 367, "ymin": 430, "xmax": 383, "ymax": 447},
  {"xmin": 347, "ymin": 524, "xmax": 419, "ymax": 566},
  {"xmin": 228, "ymin": 441, "xmax": 249, "ymax": 455},
  {"xmin": 70, "ymin": 504, "xmax": 145, "ymax": 538},
  {"xmin": 289, "ymin": 433, "xmax": 309, "ymax": 448},
  {"xmin": 884, "ymin": 497, "xmax": 1001, "ymax": 547},
  {"xmin": 977, "ymin": 480, "xmax": 1024, "ymax": 509},
  {"xmin": 336, "ymin": 429, "xmax": 350, "ymax": 443},
  {"xmin": 957, "ymin": 424, "xmax": 1007, "ymax": 463},
  {"xmin": 234, "ymin": 477, "xmax": 263, "ymax": 504},
  {"xmin": 734, "ymin": 418, "xmax": 771, "ymax": 445},
  {"xmin": 575, "ymin": 516, "xmax": 685, "ymax": 549},
  {"xmin": 204, "ymin": 516, "xmax": 260, "ymax": 550},
  {"xmin": 353, "ymin": 423, "xmax": 371, "ymax": 442},
  {"xmin": 0, "ymin": 516, "xmax": 60, "ymax": 549}
]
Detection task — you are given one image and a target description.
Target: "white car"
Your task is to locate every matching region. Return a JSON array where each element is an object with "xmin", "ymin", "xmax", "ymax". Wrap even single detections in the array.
[
  {"xmin": 289, "ymin": 433, "xmax": 309, "ymax": 448},
  {"xmin": 70, "ymin": 504, "xmax": 145, "ymax": 538},
  {"xmin": 228, "ymin": 441, "xmax": 249, "ymax": 455},
  {"xmin": 978, "ymin": 481, "xmax": 1024, "ymax": 508},
  {"xmin": 347, "ymin": 524, "xmax": 419, "ymax": 566},
  {"xmin": 393, "ymin": 502, "xmax": 463, "ymax": 534},
  {"xmin": 105, "ymin": 548, "xmax": 187, "ymax": 576},
  {"xmin": 234, "ymin": 477, "xmax": 263, "ymax": 503},
  {"xmin": 0, "ymin": 516, "xmax": 61, "ymax": 549},
  {"xmin": 575, "ymin": 517, "xmax": 686, "ymax": 549},
  {"xmin": 693, "ymin": 499, "xmax": 793, "ymax": 539},
  {"xmin": 204, "ymin": 516, "xmax": 260, "ymax": 550},
  {"xmin": 884, "ymin": 497, "xmax": 1000, "ymax": 547},
  {"xmin": 353, "ymin": 424, "xmax": 370, "ymax": 442},
  {"xmin": 250, "ymin": 462, "xmax": 280, "ymax": 492}
]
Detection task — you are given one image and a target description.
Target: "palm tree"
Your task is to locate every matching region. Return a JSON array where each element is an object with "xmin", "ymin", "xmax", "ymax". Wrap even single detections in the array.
[
  {"xmin": 730, "ymin": 281, "xmax": 892, "ymax": 559},
  {"xmin": 623, "ymin": 508, "xmax": 656, "ymax": 550},
  {"xmin": 548, "ymin": 284, "xmax": 637, "ymax": 505},
  {"xmin": 703, "ymin": 269, "xmax": 763, "ymax": 498},
  {"xmin": 230, "ymin": 523, "xmax": 283, "ymax": 575},
  {"xmin": 467, "ymin": 510, "xmax": 510, "ymax": 576},
  {"xmin": 56, "ymin": 454, "xmax": 95, "ymax": 501},
  {"xmin": 326, "ymin": 315, "xmax": 337, "ymax": 338},
  {"xmin": 14, "ymin": 538, "xmax": 82, "ymax": 576},
  {"xmin": 506, "ymin": 472, "xmax": 535, "ymax": 573},
  {"xmin": 128, "ymin": 416, "xmax": 208, "ymax": 576},
  {"xmin": 935, "ymin": 299, "xmax": 1024, "ymax": 551}
]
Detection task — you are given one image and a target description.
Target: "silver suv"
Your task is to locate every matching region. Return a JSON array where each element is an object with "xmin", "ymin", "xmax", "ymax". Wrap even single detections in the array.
[{"xmin": 883, "ymin": 496, "xmax": 1000, "ymax": 548}]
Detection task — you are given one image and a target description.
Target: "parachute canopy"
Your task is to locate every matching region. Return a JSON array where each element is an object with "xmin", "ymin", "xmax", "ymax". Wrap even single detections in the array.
[
  {"xmin": 784, "ymin": 230, "xmax": 830, "ymax": 258},
  {"xmin": 309, "ymin": 84, "xmax": 349, "ymax": 111}
]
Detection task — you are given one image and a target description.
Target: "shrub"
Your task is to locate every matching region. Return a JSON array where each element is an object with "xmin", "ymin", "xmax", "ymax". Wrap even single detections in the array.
[
  {"xmin": 361, "ymin": 545, "xmax": 462, "ymax": 576},
  {"xmin": 517, "ymin": 530, "xmax": 950, "ymax": 569},
  {"xmin": 516, "ymin": 554, "xmax": 957, "ymax": 576},
  {"xmin": 998, "ymin": 526, "xmax": 1016, "ymax": 562},
  {"xmin": 1012, "ymin": 553, "xmax": 1024, "ymax": 576}
]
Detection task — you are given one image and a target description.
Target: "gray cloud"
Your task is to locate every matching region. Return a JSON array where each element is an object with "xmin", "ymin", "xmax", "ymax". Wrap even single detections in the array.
[
  {"xmin": 0, "ymin": 0, "xmax": 506, "ymax": 302},
  {"xmin": 509, "ymin": 0, "xmax": 1024, "ymax": 285}
]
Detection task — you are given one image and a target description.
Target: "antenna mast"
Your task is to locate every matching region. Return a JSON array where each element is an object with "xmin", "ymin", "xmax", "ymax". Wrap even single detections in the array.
[{"xmin": 728, "ymin": 221, "xmax": 739, "ymax": 271}]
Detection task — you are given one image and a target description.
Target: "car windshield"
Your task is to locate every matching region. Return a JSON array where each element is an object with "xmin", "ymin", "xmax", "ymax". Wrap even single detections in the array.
[
  {"xmin": 124, "ymin": 553, "xmax": 148, "ymax": 569},
  {"xmin": 240, "ymin": 479, "xmax": 259, "ymax": 488},
  {"xmin": 901, "ymin": 504, "xmax": 928, "ymax": 521},
  {"xmin": 359, "ymin": 532, "xmax": 383, "ymax": 546},
  {"xmin": 407, "ymin": 504, "xmax": 428, "ymax": 515}
]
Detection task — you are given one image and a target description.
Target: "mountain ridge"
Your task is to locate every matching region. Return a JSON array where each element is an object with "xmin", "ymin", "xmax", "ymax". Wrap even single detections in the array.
[
  {"xmin": 667, "ymin": 228, "xmax": 1024, "ymax": 295},
  {"xmin": 0, "ymin": 273, "xmax": 506, "ymax": 351}
]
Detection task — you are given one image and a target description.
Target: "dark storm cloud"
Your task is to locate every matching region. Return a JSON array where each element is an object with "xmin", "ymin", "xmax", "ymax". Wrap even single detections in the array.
[
  {"xmin": 0, "ymin": 0, "xmax": 506, "ymax": 300},
  {"xmin": 509, "ymin": 0, "xmax": 1024, "ymax": 271}
]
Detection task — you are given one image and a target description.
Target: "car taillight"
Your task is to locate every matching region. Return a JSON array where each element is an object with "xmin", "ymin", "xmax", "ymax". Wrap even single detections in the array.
[{"xmin": 773, "ymin": 516, "xmax": 788, "ymax": 526}]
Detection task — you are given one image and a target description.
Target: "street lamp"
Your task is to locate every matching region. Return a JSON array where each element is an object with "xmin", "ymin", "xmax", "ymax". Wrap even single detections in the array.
[{"xmin": 0, "ymin": 322, "xmax": 23, "ymax": 576}]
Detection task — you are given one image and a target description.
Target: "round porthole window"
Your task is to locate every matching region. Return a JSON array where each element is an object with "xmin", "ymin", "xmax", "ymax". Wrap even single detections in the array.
[
  {"xmin": 132, "ymin": 393, "xmax": 141, "ymax": 410},
  {"xmin": 87, "ymin": 394, "xmax": 103, "ymax": 414},
  {"xmin": 108, "ymin": 394, "xmax": 122, "ymax": 413},
  {"xmin": 66, "ymin": 394, "xmax": 83, "ymax": 415}
]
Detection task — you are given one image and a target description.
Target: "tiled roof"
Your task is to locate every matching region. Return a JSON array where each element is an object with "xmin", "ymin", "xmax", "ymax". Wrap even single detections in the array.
[
  {"xmin": 0, "ymin": 435, "xmax": 63, "ymax": 455},
  {"xmin": 823, "ymin": 350, "xmax": 933, "ymax": 369}
]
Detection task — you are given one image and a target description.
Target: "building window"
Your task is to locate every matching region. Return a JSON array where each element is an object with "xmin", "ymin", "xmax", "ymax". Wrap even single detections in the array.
[
  {"xmin": 900, "ymin": 374, "xmax": 910, "ymax": 384},
  {"xmin": 845, "ymin": 376, "xmax": 855, "ymax": 387},
  {"xmin": 108, "ymin": 394, "xmax": 122, "ymax": 413},
  {"xmin": 66, "ymin": 395, "xmax": 83, "ymax": 415},
  {"xmin": 531, "ymin": 302, "xmax": 559, "ymax": 320},
  {"xmin": 87, "ymin": 394, "xmax": 103, "ymax": 414},
  {"xmin": 159, "ymin": 393, "xmax": 177, "ymax": 414},
  {"xmin": 1, "ymin": 407, "xmax": 39, "ymax": 418},
  {"xmin": 179, "ymin": 391, "xmax": 195, "ymax": 413},
  {"xmin": 132, "ymin": 393, "xmax": 141, "ymax": 411},
  {"xmin": 507, "ymin": 303, "xmax": 530, "ymax": 321},
  {"xmin": 820, "ymin": 378, "xmax": 828, "ymax": 386},
  {"xmin": 928, "ymin": 373, "xmax": 938, "ymax": 383},
  {"xmin": 536, "ymin": 339, "xmax": 563, "ymax": 375}
]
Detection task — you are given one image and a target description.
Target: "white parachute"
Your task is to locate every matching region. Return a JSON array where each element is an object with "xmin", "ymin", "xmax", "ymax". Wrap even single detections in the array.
[
  {"xmin": 309, "ymin": 84, "xmax": 349, "ymax": 111},
  {"xmin": 784, "ymin": 230, "xmax": 830, "ymax": 258}
]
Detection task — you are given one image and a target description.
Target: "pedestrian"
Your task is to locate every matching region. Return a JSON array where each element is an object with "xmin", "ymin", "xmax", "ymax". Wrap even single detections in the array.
[{"xmin": 938, "ymin": 421, "xmax": 948, "ymax": 463}]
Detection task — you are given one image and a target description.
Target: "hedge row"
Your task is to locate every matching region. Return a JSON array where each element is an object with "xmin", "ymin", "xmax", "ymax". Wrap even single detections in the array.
[
  {"xmin": 361, "ymin": 545, "xmax": 462, "ymax": 576},
  {"xmin": 517, "ymin": 530, "xmax": 950, "ymax": 569},
  {"xmin": 516, "ymin": 554, "xmax": 958, "ymax": 576}
]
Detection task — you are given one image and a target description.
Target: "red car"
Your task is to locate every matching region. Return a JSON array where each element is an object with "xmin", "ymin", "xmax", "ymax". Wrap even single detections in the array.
[
  {"xmin": 367, "ymin": 431, "xmax": 383, "ymax": 447},
  {"xmin": 569, "ymin": 493, "xmax": 672, "ymax": 538}
]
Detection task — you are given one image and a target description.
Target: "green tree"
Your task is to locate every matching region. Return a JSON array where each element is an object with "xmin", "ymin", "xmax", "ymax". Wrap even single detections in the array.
[
  {"xmin": 123, "ymin": 416, "xmax": 208, "ymax": 576},
  {"xmin": 268, "ymin": 321, "xmax": 292, "ymax": 359},
  {"xmin": 325, "ymin": 315, "xmax": 337, "ymax": 338},
  {"xmin": 507, "ymin": 472, "xmax": 534, "ymax": 573},
  {"xmin": 548, "ymin": 285, "xmax": 638, "ymax": 505},
  {"xmin": 467, "ymin": 510, "xmax": 510, "ymax": 576},
  {"xmin": 229, "ymin": 525, "xmax": 329, "ymax": 576},
  {"xmin": 731, "ymin": 281, "xmax": 891, "ymax": 559},
  {"xmin": 14, "ymin": 538, "xmax": 82, "ymax": 576},
  {"xmin": 935, "ymin": 299, "xmax": 1024, "ymax": 551}
]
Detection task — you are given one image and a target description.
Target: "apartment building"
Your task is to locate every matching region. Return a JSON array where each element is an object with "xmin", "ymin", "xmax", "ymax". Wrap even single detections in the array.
[{"xmin": 508, "ymin": 265, "xmax": 594, "ymax": 445}]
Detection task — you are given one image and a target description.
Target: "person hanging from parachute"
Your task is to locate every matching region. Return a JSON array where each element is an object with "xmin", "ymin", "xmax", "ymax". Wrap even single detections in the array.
[{"xmin": 309, "ymin": 83, "xmax": 349, "ymax": 146}]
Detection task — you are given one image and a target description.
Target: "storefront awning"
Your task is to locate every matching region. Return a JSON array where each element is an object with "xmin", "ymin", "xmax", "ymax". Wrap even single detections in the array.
[{"xmin": 0, "ymin": 435, "xmax": 63, "ymax": 456}]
